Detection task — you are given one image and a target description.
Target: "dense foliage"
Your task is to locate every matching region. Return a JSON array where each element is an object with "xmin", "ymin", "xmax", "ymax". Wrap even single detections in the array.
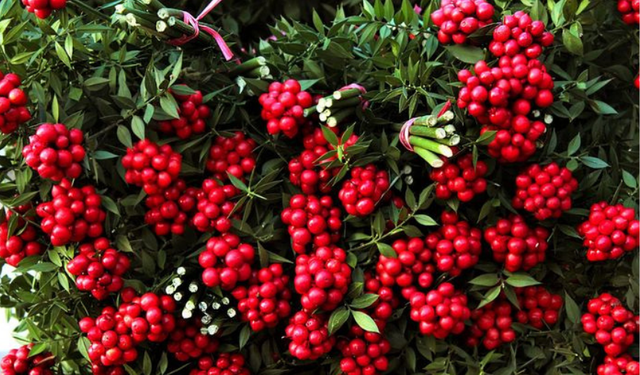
[{"xmin": 0, "ymin": 0, "xmax": 638, "ymax": 374}]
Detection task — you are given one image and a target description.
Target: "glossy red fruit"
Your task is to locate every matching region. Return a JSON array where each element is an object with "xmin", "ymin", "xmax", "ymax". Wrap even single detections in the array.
[
  {"xmin": 578, "ymin": 202, "xmax": 640, "ymax": 262},
  {"xmin": 338, "ymin": 164, "xmax": 390, "ymax": 217}
]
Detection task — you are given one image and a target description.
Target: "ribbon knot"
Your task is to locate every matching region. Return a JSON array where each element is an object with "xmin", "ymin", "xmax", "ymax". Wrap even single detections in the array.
[{"xmin": 168, "ymin": 0, "xmax": 234, "ymax": 61}]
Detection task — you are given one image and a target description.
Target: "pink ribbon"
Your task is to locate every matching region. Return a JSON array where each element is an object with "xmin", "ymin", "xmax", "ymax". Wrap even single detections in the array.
[
  {"xmin": 338, "ymin": 83, "xmax": 370, "ymax": 109},
  {"xmin": 168, "ymin": 0, "xmax": 234, "ymax": 61},
  {"xmin": 399, "ymin": 100, "xmax": 452, "ymax": 152}
]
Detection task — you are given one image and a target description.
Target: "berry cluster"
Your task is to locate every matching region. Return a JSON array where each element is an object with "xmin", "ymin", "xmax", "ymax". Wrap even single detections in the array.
[
  {"xmin": 457, "ymin": 57, "xmax": 554, "ymax": 127},
  {"xmin": 512, "ymin": 162, "xmax": 578, "ymax": 220},
  {"xmin": 617, "ymin": 0, "xmax": 639, "ymax": 26},
  {"xmin": 144, "ymin": 179, "xmax": 200, "ymax": 236},
  {"xmin": 294, "ymin": 246, "xmax": 351, "ymax": 312},
  {"xmin": 338, "ymin": 324, "xmax": 391, "ymax": 375},
  {"xmin": 288, "ymin": 127, "xmax": 358, "ymax": 194},
  {"xmin": 0, "ymin": 344, "xmax": 54, "ymax": 375},
  {"xmin": 285, "ymin": 311, "xmax": 335, "ymax": 360},
  {"xmin": 577, "ymin": 202, "xmax": 639, "ymax": 262},
  {"xmin": 514, "ymin": 286, "xmax": 562, "ymax": 329},
  {"xmin": 338, "ymin": 164, "xmax": 390, "ymax": 217},
  {"xmin": 22, "ymin": 123, "xmax": 85, "ymax": 181},
  {"xmin": 598, "ymin": 355, "xmax": 640, "ymax": 375},
  {"xmin": 189, "ymin": 353, "xmax": 251, "ymax": 375},
  {"xmin": 0, "ymin": 72, "xmax": 31, "ymax": 134},
  {"xmin": 581, "ymin": 293, "xmax": 638, "ymax": 357},
  {"xmin": 36, "ymin": 179, "xmax": 106, "ymax": 246},
  {"xmin": 483, "ymin": 215, "xmax": 549, "ymax": 272},
  {"xmin": 363, "ymin": 271, "xmax": 400, "ymax": 322},
  {"xmin": 192, "ymin": 179, "xmax": 238, "ymax": 233},
  {"xmin": 80, "ymin": 290, "xmax": 177, "ymax": 374},
  {"xmin": 22, "ymin": 0, "xmax": 66, "ymax": 18},
  {"xmin": 260, "ymin": 79, "xmax": 314, "ymax": 138},
  {"xmin": 281, "ymin": 195, "xmax": 342, "ymax": 254},
  {"xmin": 376, "ymin": 237, "xmax": 435, "ymax": 296},
  {"xmin": 431, "ymin": 154, "xmax": 488, "ymax": 201},
  {"xmin": 409, "ymin": 283, "xmax": 470, "ymax": 339},
  {"xmin": 483, "ymin": 116, "xmax": 547, "ymax": 162},
  {"xmin": 158, "ymin": 89, "xmax": 210, "ymax": 139},
  {"xmin": 0, "ymin": 207, "xmax": 43, "ymax": 267},
  {"xmin": 121, "ymin": 139, "xmax": 182, "ymax": 195},
  {"xmin": 426, "ymin": 211, "xmax": 482, "ymax": 276},
  {"xmin": 205, "ymin": 132, "xmax": 257, "ymax": 181},
  {"xmin": 66, "ymin": 238, "xmax": 130, "ymax": 300},
  {"xmin": 430, "ymin": 0, "xmax": 495, "ymax": 45},
  {"xmin": 231, "ymin": 263, "xmax": 292, "ymax": 331},
  {"xmin": 199, "ymin": 233, "xmax": 255, "ymax": 290},
  {"xmin": 489, "ymin": 12, "xmax": 554, "ymax": 59},
  {"xmin": 466, "ymin": 300, "xmax": 516, "ymax": 349},
  {"xmin": 166, "ymin": 319, "xmax": 219, "ymax": 362}
]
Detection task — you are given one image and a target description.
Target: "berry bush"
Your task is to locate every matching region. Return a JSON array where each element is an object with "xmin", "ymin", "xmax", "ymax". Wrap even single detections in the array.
[{"xmin": 0, "ymin": 0, "xmax": 637, "ymax": 374}]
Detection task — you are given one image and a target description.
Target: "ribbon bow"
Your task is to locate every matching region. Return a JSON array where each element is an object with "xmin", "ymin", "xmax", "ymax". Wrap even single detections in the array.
[{"xmin": 168, "ymin": 0, "xmax": 234, "ymax": 61}]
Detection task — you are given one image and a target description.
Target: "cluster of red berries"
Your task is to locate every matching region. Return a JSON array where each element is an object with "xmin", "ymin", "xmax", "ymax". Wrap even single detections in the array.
[
  {"xmin": 166, "ymin": 319, "xmax": 219, "ymax": 362},
  {"xmin": 205, "ymin": 132, "xmax": 257, "ymax": 181},
  {"xmin": 409, "ymin": 282, "xmax": 470, "ymax": 339},
  {"xmin": 430, "ymin": 155, "xmax": 488, "ymax": 202},
  {"xmin": 466, "ymin": 300, "xmax": 516, "ymax": 349},
  {"xmin": 430, "ymin": 0, "xmax": 495, "ymax": 45},
  {"xmin": 288, "ymin": 128, "xmax": 358, "ymax": 195},
  {"xmin": 192, "ymin": 179, "xmax": 238, "ymax": 233},
  {"xmin": 144, "ymin": 179, "xmax": 200, "ymax": 236},
  {"xmin": 121, "ymin": 139, "xmax": 182, "ymax": 195},
  {"xmin": 0, "ymin": 344, "xmax": 54, "ymax": 375},
  {"xmin": 597, "ymin": 354, "xmax": 640, "ymax": 375},
  {"xmin": 577, "ymin": 202, "xmax": 639, "ymax": 262},
  {"xmin": 189, "ymin": 353, "xmax": 251, "ymax": 375},
  {"xmin": 512, "ymin": 162, "xmax": 578, "ymax": 220},
  {"xmin": 617, "ymin": 0, "xmax": 639, "ymax": 26},
  {"xmin": 199, "ymin": 233, "xmax": 255, "ymax": 290},
  {"xmin": 0, "ymin": 206, "xmax": 43, "ymax": 267},
  {"xmin": 458, "ymin": 57, "xmax": 554, "ymax": 126},
  {"xmin": 80, "ymin": 290, "xmax": 176, "ymax": 374},
  {"xmin": 338, "ymin": 324, "xmax": 391, "ymax": 375},
  {"xmin": 426, "ymin": 211, "xmax": 482, "ymax": 276},
  {"xmin": 489, "ymin": 12, "xmax": 554, "ymax": 59},
  {"xmin": 363, "ymin": 271, "xmax": 400, "ymax": 322},
  {"xmin": 483, "ymin": 215, "xmax": 549, "ymax": 272},
  {"xmin": 260, "ymin": 79, "xmax": 314, "ymax": 138},
  {"xmin": 36, "ymin": 179, "xmax": 105, "ymax": 246},
  {"xmin": 22, "ymin": 123, "xmax": 85, "ymax": 181},
  {"xmin": 0, "ymin": 71, "xmax": 31, "ymax": 134},
  {"xmin": 338, "ymin": 164, "xmax": 390, "ymax": 217},
  {"xmin": 514, "ymin": 286, "xmax": 562, "ymax": 329},
  {"xmin": 581, "ymin": 293, "xmax": 639, "ymax": 357},
  {"xmin": 158, "ymin": 89, "xmax": 210, "ymax": 139},
  {"xmin": 281, "ymin": 195, "xmax": 342, "ymax": 254},
  {"xmin": 285, "ymin": 311, "xmax": 335, "ymax": 360},
  {"xmin": 482, "ymin": 116, "xmax": 547, "ymax": 163},
  {"xmin": 376, "ymin": 237, "xmax": 435, "ymax": 297},
  {"xmin": 294, "ymin": 246, "xmax": 351, "ymax": 312},
  {"xmin": 66, "ymin": 238, "xmax": 130, "ymax": 300},
  {"xmin": 22, "ymin": 0, "xmax": 66, "ymax": 18},
  {"xmin": 231, "ymin": 263, "xmax": 292, "ymax": 331}
]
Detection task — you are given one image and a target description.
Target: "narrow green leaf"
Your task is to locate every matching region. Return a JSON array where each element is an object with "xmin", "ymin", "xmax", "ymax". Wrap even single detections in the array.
[{"xmin": 352, "ymin": 311, "xmax": 380, "ymax": 333}]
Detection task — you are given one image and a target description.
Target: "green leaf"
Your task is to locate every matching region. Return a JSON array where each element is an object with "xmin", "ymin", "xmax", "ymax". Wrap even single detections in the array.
[
  {"xmin": 160, "ymin": 95, "xmax": 180, "ymax": 119},
  {"xmin": 239, "ymin": 324, "xmax": 251, "ymax": 349},
  {"xmin": 377, "ymin": 242, "xmax": 397, "ymax": 258},
  {"xmin": 28, "ymin": 342, "xmax": 48, "ymax": 357},
  {"xmin": 143, "ymin": 351, "xmax": 152, "ymax": 375},
  {"xmin": 131, "ymin": 116, "xmax": 145, "ymax": 140},
  {"xmin": 505, "ymin": 274, "xmax": 541, "ymax": 287},
  {"xmin": 476, "ymin": 130, "xmax": 497, "ymax": 145},
  {"xmin": 445, "ymin": 45, "xmax": 484, "ymax": 64},
  {"xmin": 469, "ymin": 274, "xmax": 499, "ymax": 287},
  {"xmin": 350, "ymin": 294, "xmax": 379, "ymax": 309},
  {"xmin": 564, "ymin": 292, "xmax": 581, "ymax": 323},
  {"xmin": 84, "ymin": 77, "xmax": 109, "ymax": 91},
  {"xmin": 589, "ymin": 100, "xmax": 618, "ymax": 115},
  {"xmin": 116, "ymin": 126, "xmax": 133, "ymax": 148},
  {"xmin": 116, "ymin": 235, "xmax": 134, "ymax": 252},
  {"xmin": 58, "ymin": 272, "xmax": 70, "ymax": 292},
  {"xmin": 321, "ymin": 126, "xmax": 339, "ymax": 147},
  {"xmin": 567, "ymin": 134, "xmax": 581, "ymax": 156},
  {"xmin": 328, "ymin": 307, "xmax": 350, "ymax": 335},
  {"xmin": 93, "ymin": 151, "xmax": 119, "ymax": 160},
  {"xmin": 581, "ymin": 156, "xmax": 609, "ymax": 169},
  {"xmin": 77, "ymin": 337, "xmax": 91, "ymax": 361},
  {"xmin": 414, "ymin": 214, "xmax": 437, "ymax": 226},
  {"xmin": 352, "ymin": 311, "xmax": 380, "ymax": 333},
  {"xmin": 101, "ymin": 195, "xmax": 120, "ymax": 216},
  {"xmin": 562, "ymin": 29, "xmax": 583, "ymax": 56},
  {"xmin": 55, "ymin": 42, "xmax": 72, "ymax": 68},
  {"xmin": 477, "ymin": 285, "xmax": 501, "ymax": 309},
  {"xmin": 622, "ymin": 170, "xmax": 637, "ymax": 188}
]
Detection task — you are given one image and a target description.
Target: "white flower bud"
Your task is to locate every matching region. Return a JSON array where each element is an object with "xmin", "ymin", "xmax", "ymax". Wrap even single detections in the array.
[{"xmin": 403, "ymin": 165, "xmax": 412, "ymax": 174}]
